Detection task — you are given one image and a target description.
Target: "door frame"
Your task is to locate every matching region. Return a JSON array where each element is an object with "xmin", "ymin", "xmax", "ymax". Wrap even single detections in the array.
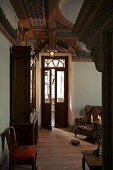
[
  {"xmin": 38, "ymin": 52, "xmax": 74, "ymax": 128},
  {"xmin": 41, "ymin": 55, "xmax": 68, "ymax": 129}
]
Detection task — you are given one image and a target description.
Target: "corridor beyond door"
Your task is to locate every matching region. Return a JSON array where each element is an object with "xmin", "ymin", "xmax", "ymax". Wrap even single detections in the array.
[{"xmin": 41, "ymin": 56, "xmax": 68, "ymax": 130}]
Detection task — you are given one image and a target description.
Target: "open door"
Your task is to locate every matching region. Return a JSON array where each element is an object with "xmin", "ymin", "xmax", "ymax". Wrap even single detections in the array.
[
  {"xmin": 41, "ymin": 56, "xmax": 68, "ymax": 129},
  {"xmin": 41, "ymin": 69, "xmax": 51, "ymax": 130},
  {"xmin": 55, "ymin": 69, "xmax": 68, "ymax": 127}
]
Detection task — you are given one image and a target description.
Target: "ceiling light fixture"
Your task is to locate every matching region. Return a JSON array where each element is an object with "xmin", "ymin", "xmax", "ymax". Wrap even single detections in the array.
[{"xmin": 49, "ymin": 49, "xmax": 55, "ymax": 57}]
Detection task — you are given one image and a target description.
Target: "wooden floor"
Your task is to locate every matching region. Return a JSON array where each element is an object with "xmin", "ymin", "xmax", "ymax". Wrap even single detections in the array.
[{"xmin": 15, "ymin": 128, "xmax": 97, "ymax": 170}]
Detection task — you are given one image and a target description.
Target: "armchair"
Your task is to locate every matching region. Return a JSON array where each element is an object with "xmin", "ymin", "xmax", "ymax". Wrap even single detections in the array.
[{"xmin": 74, "ymin": 105, "xmax": 102, "ymax": 143}]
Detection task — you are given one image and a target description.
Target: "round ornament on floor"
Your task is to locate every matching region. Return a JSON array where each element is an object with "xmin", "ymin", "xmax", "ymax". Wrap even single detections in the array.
[{"xmin": 71, "ymin": 139, "xmax": 80, "ymax": 145}]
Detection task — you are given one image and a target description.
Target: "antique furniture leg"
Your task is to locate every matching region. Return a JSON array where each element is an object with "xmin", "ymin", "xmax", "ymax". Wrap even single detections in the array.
[
  {"xmin": 75, "ymin": 129, "xmax": 77, "ymax": 137},
  {"xmin": 82, "ymin": 156, "xmax": 85, "ymax": 170}
]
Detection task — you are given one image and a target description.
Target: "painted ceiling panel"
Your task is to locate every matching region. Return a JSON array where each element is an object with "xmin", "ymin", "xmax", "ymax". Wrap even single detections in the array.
[{"xmin": 22, "ymin": 0, "xmax": 47, "ymax": 27}]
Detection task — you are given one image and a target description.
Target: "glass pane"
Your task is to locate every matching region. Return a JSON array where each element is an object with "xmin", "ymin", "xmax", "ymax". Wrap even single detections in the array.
[
  {"xmin": 51, "ymin": 69, "xmax": 55, "ymax": 126},
  {"xmin": 45, "ymin": 59, "xmax": 53, "ymax": 67},
  {"xmin": 51, "ymin": 69, "xmax": 55, "ymax": 100},
  {"xmin": 57, "ymin": 71, "xmax": 64, "ymax": 103},
  {"xmin": 45, "ymin": 70, "xmax": 50, "ymax": 103},
  {"xmin": 44, "ymin": 59, "xmax": 65, "ymax": 68},
  {"xmin": 30, "ymin": 70, "xmax": 32, "ymax": 103}
]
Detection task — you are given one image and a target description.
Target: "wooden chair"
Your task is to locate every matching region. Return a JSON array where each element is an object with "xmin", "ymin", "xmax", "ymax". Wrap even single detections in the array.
[{"xmin": 4, "ymin": 126, "xmax": 37, "ymax": 170}]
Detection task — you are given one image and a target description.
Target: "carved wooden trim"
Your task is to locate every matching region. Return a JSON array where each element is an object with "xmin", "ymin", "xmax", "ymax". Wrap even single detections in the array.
[
  {"xmin": 73, "ymin": 1, "xmax": 113, "ymax": 44},
  {"xmin": 80, "ymin": 2, "xmax": 113, "ymax": 43},
  {"xmin": 55, "ymin": 4, "xmax": 74, "ymax": 30},
  {"xmin": 10, "ymin": 0, "xmax": 30, "ymax": 28},
  {"xmin": 89, "ymin": 38, "xmax": 103, "ymax": 72},
  {"xmin": 73, "ymin": 0, "xmax": 103, "ymax": 38},
  {"xmin": 55, "ymin": 36, "xmax": 77, "ymax": 40},
  {"xmin": 0, "ymin": 23, "xmax": 17, "ymax": 45},
  {"xmin": 73, "ymin": 1, "xmax": 113, "ymax": 72},
  {"xmin": 72, "ymin": 59, "xmax": 92, "ymax": 62}
]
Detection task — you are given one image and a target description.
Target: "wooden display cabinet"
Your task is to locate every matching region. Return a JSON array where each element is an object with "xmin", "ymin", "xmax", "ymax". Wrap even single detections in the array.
[{"xmin": 10, "ymin": 46, "xmax": 38, "ymax": 146}]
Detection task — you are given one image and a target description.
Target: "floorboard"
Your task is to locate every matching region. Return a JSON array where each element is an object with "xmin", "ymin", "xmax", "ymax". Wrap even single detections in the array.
[{"xmin": 15, "ymin": 128, "xmax": 97, "ymax": 170}]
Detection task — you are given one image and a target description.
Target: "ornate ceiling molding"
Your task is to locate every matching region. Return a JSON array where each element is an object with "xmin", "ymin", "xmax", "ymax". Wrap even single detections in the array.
[
  {"xmin": 73, "ymin": 0, "xmax": 103, "ymax": 42},
  {"xmin": 10, "ymin": 0, "xmax": 30, "ymax": 28},
  {"xmin": 80, "ymin": 2, "xmax": 113, "ymax": 44},
  {"xmin": 9, "ymin": 0, "xmax": 79, "ymax": 47},
  {"xmin": 0, "ymin": 23, "xmax": 17, "ymax": 45},
  {"xmin": 56, "ymin": 4, "xmax": 74, "ymax": 30},
  {"xmin": 73, "ymin": 0, "xmax": 113, "ymax": 43},
  {"xmin": 56, "ymin": 21, "xmax": 72, "ymax": 30},
  {"xmin": 73, "ymin": 0, "xmax": 113, "ymax": 72}
]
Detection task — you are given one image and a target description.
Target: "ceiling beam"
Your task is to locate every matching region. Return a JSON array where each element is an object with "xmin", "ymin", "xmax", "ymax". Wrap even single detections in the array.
[
  {"xmin": 29, "ymin": 28, "xmax": 72, "ymax": 32},
  {"xmin": 48, "ymin": 0, "xmax": 57, "ymax": 29},
  {"xmin": 55, "ymin": 36, "xmax": 78, "ymax": 40}
]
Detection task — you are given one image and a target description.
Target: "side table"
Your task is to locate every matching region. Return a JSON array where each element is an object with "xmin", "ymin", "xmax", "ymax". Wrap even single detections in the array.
[{"xmin": 82, "ymin": 150, "xmax": 102, "ymax": 170}]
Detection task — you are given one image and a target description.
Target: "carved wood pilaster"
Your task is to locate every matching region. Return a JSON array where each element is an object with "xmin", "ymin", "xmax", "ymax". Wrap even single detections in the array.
[
  {"xmin": 73, "ymin": 0, "xmax": 113, "ymax": 72},
  {"xmin": 49, "ymin": 30, "xmax": 56, "ymax": 50},
  {"xmin": 87, "ymin": 33, "xmax": 104, "ymax": 72}
]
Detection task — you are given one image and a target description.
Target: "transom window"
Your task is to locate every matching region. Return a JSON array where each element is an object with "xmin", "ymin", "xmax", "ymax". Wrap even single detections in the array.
[{"xmin": 44, "ymin": 59, "xmax": 65, "ymax": 68}]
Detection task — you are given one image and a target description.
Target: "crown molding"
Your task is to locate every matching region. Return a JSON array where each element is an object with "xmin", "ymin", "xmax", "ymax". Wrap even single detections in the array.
[{"xmin": 0, "ymin": 23, "xmax": 17, "ymax": 45}]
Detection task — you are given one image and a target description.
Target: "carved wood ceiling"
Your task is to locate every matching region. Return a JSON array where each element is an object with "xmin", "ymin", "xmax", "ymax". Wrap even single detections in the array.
[
  {"xmin": 22, "ymin": 0, "xmax": 47, "ymax": 27},
  {"xmin": 10, "ymin": 0, "xmax": 77, "ymax": 42}
]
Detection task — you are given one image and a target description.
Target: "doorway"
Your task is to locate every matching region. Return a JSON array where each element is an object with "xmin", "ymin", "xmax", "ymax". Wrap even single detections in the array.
[{"xmin": 41, "ymin": 56, "xmax": 68, "ymax": 130}]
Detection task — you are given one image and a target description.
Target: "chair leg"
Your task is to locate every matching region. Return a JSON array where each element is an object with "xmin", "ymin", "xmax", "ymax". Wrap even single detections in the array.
[
  {"xmin": 34, "ymin": 150, "xmax": 37, "ymax": 170},
  {"xmin": 12, "ymin": 161, "xmax": 15, "ymax": 170},
  {"xmin": 75, "ymin": 130, "xmax": 77, "ymax": 138},
  {"xmin": 32, "ymin": 162, "xmax": 34, "ymax": 170},
  {"xmin": 9, "ymin": 158, "xmax": 13, "ymax": 170},
  {"xmin": 9, "ymin": 162, "xmax": 11, "ymax": 170},
  {"xmin": 32, "ymin": 161, "xmax": 37, "ymax": 170},
  {"xmin": 32, "ymin": 149, "xmax": 37, "ymax": 170},
  {"xmin": 32, "ymin": 158, "xmax": 36, "ymax": 170}
]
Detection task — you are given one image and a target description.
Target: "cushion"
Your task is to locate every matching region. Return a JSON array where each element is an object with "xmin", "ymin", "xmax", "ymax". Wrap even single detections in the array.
[
  {"xmin": 78, "ymin": 125, "xmax": 92, "ymax": 131},
  {"xmin": 12, "ymin": 145, "xmax": 36, "ymax": 159},
  {"xmin": 71, "ymin": 139, "xmax": 80, "ymax": 145}
]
